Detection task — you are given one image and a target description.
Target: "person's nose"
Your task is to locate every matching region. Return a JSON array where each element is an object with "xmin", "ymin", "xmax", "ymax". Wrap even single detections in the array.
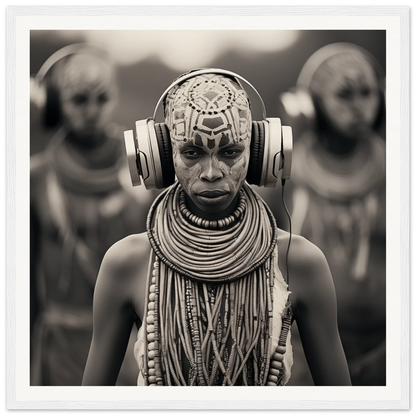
[
  {"xmin": 199, "ymin": 156, "xmax": 223, "ymax": 182},
  {"xmin": 84, "ymin": 100, "xmax": 101, "ymax": 122},
  {"xmin": 350, "ymin": 93, "xmax": 366, "ymax": 114}
]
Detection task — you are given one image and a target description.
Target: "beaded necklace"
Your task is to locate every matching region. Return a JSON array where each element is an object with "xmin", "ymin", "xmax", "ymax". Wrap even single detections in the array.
[
  {"xmin": 49, "ymin": 127, "xmax": 124, "ymax": 194},
  {"xmin": 294, "ymin": 132, "xmax": 385, "ymax": 201},
  {"xmin": 144, "ymin": 181, "xmax": 291, "ymax": 386},
  {"xmin": 179, "ymin": 191, "xmax": 247, "ymax": 230}
]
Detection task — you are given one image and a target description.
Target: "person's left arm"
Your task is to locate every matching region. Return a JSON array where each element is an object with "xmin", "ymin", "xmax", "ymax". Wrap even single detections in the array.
[{"xmin": 290, "ymin": 236, "xmax": 351, "ymax": 386}]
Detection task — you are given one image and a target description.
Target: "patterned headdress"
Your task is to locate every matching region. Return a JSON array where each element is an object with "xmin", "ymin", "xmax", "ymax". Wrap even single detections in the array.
[{"xmin": 164, "ymin": 71, "xmax": 252, "ymax": 146}]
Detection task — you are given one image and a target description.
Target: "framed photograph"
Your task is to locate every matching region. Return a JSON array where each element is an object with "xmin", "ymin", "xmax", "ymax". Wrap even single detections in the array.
[{"xmin": 6, "ymin": 5, "xmax": 409, "ymax": 410}]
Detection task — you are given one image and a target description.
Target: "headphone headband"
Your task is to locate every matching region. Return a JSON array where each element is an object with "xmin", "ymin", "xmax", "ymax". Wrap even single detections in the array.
[
  {"xmin": 32, "ymin": 42, "xmax": 113, "ymax": 129},
  {"xmin": 152, "ymin": 68, "xmax": 267, "ymax": 121},
  {"xmin": 297, "ymin": 42, "xmax": 385, "ymax": 90},
  {"xmin": 35, "ymin": 43, "xmax": 110, "ymax": 83},
  {"xmin": 124, "ymin": 67, "xmax": 293, "ymax": 190}
]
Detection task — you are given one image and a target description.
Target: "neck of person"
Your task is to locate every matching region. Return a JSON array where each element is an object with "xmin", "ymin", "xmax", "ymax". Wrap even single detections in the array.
[
  {"xmin": 63, "ymin": 130, "xmax": 121, "ymax": 169},
  {"xmin": 185, "ymin": 193, "xmax": 240, "ymax": 221},
  {"xmin": 318, "ymin": 126, "xmax": 362, "ymax": 157},
  {"xmin": 66, "ymin": 130, "xmax": 108, "ymax": 150}
]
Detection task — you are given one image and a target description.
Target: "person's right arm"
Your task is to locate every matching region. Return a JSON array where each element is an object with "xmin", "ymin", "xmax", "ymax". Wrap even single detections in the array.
[
  {"xmin": 288, "ymin": 235, "xmax": 351, "ymax": 386},
  {"xmin": 82, "ymin": 234, "xmax": 149, "ymax": 385}
]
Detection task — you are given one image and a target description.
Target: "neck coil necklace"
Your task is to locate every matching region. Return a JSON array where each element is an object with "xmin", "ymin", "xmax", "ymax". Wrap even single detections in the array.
[
  {"xmin": 143, "ymin": 181, "xmax": 291, "ymax": 386},
  {"xmin": 147, "ymin": 181, "xmax": 277, "ymax": 284}
]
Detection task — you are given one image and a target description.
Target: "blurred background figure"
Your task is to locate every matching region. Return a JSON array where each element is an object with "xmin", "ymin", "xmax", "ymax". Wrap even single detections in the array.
[
  {"xmin": 30, "ymin": 30, "xmax": 386, "ymax": 386},
  {"xmin": 271, "ymin": 43, "xmax": 386, "ymax": 386},
  {"xmin": 30, "ymin": 44, "xmax": 156, "ymax": 385}
]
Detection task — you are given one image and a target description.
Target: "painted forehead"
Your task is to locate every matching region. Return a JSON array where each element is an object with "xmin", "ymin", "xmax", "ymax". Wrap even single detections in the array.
[
  {"xmin": 165, "ymin": 74, "xmax": 252, "ymax": 146},
  {"xmin": 57, "ymin": 53, "xmax": 115, "ymax": 95},
  {"xmin": 310, "ymin": 52, "xmax": 377, "ymax": 95}
]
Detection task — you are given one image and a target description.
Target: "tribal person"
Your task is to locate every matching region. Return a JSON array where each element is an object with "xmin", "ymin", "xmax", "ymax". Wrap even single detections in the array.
[
  {"xmin": 270, "ymin": 43, "xmax": 386, "ymax": 386},
  {"xmin": 30, "ymin": 45, "xmax": 155, "ymax": 386},
  {"xmin": 82, "ymin": 70, "xmax": 351, "ymax": 386}
]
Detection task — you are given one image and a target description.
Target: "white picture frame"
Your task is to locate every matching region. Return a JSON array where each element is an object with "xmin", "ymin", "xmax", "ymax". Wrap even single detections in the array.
[{"xmin": 5, "ymin": 4, "xmax": 410, "ymax": 411}]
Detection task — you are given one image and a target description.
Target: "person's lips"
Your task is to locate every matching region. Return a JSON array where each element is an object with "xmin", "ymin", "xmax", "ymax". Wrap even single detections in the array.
[
  {"xmin": 197, "ymin": 190, "xmax": 228, "ymax": 198},
  {"xmin": 195, "ymin": 190, "xmax": 229, "ymax": 205}
]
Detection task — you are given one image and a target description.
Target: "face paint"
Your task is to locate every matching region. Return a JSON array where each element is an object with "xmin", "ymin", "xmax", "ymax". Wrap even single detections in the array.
[
  {"xmin": 165, "ymin": 74, "xmax": 252, "ymax": 216},
  {"xmin": 57, "ymin": 53, "xmax": 117, "ymax": 145},
  {"xmin": 310, "ymin": 53, "xmax": 380, "ymax": 139}
]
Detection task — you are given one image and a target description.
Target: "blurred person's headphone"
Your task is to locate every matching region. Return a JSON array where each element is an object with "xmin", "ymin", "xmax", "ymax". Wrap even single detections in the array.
[
  {"xmin": 30, "ymin": 43, "xmax": 111, "ymax": 129},
  {"xmin": 279, "ymin": 42, "xmax": 386, "ymax": 133},
  {"xmin": 124, "ymin": 68, "xmax": 293, "ymax": 190}
]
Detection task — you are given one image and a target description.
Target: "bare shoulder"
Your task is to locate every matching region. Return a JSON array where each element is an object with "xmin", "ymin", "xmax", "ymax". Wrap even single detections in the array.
[
  {"xmin": 100, "ymin": 232, "xmax": 151, "ymax": 280},
  {"xmin": 291, "ymin": 233, "xmax": 328, "ymax": 275},
  {"xmin": 95, "ymin": 232, "xmax": 151, "ymax": 322},
  {"xmin": 277, "ymin": 229, "xmax": 334, "ymax": 308},
  {"xmin": 278, "ymin": 229, "xmax": 329, "ymax": 275}
]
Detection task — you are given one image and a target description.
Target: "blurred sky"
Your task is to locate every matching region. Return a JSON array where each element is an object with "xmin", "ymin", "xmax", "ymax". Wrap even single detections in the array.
[{"xmin": 30, "ymin": 29, "xmax": 386, "ymax": 154}]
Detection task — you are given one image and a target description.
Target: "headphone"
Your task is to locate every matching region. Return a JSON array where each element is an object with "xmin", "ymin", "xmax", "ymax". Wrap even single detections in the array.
[
  {"xmin": 124, "ymin": 68, "xmax": 293, "ymax": 189},
  {"xmin": 30, "ymin": 43, "xmax": 111, "ymax": 128},
  {"xmin": 279, "ymin": 42, "xmax": 386, "ymax": 134}
]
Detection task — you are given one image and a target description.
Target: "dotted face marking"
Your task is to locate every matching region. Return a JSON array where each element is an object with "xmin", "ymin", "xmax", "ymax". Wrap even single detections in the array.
[
  {"xmin": 165, "ymin": 73, "xmax": 252, "ymax": 214},
  {"xmin": 165, "ymin": 74, "xmax": 251, "ymax": 147}
]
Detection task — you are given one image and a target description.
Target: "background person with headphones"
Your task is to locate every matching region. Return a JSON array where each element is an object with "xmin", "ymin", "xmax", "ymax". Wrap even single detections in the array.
[
  {"xmin": 30, "ymin": 44, "xmax": 156, "ymax": 385},
  {"xmin": 82, "ymin": 69, "xmax": 351, "ymax": 386},
  {"xmin": 263, "ymin": 43, "xmax": 386, "ymax": 386}
]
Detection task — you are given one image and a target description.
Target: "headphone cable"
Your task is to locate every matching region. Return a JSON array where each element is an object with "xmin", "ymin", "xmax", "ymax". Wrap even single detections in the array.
[{"xmin": 281, "ymin": 179, "xmax": 292, "ymax": 287}]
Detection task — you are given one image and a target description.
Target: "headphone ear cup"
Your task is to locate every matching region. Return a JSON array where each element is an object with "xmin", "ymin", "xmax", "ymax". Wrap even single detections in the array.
[
  {"xmin": 43, "ymin": 78, "xmax": 61, "ymax": 129},
  {"xmin": 246, "ymin": 121, "xmax": 265, "ymax": 186},
  {"xmin": 154, "ymin": 123, "xmax": 175, "ymax": 188}
]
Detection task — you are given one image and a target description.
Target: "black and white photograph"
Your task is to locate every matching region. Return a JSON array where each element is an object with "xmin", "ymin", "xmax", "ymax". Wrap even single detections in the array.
[
  {"xmin": 5, "ymin": 4, "xmax": 409, "ymax": 411},
  {"xmin": 29, "ymin": 28, "xmax": 387, "ymax": 389}
]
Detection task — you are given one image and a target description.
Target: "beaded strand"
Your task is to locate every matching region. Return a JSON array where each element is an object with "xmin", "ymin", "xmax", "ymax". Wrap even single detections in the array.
[
  {"xmin": 145, "ymin": 258, "xmax": 160, "ymax": 386},
  {"xmin": 266, "ymin": 301, "xmax": 293, "ymax": 386},
  {"xmin": 143, "ymin": 181, "xmax": 290, "ymax": 386}
]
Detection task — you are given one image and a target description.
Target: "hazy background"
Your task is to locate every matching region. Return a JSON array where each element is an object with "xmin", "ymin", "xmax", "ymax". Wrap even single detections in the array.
[
  {"xmin": 30, "ymin": 29, "xmax": 386, "ymax": 154},
  {"xmin": 29, "ymin": 29, "xmax": 386, "ymax": 387}
]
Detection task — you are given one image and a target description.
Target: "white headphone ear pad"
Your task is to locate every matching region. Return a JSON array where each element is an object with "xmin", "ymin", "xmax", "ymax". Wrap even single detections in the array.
[
  {"xmin": 132, "ymin": 119, "xmax": 174, "ymax": 190},
  {"xmin": 124, "ymin": 129, "xmax": 142, "ymax": 187},
  {"xmin": 281, "ymin": 126, "xmax": 293, "ymax": 180},
  {"xmin": 134, "ymin": 119, "xmax": 157, "ymax": 189},
  {"xmin": 30, "ymin": 77, "xmax": 47, "ymax": 109}
]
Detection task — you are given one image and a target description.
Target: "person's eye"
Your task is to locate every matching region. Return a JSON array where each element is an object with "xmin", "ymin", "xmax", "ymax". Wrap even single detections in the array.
[
  {"xmin": 182, "ymin": 149, "xmax": 201, "ymax": 159},
  {"xmin": 361, "ymin": 87, "xmax": 371, "ymax": 97},
  {"xmin": 221, "ymin": 149, "xmax": 242, "ymax": 158},
  {"xmin": 336, "ymin": 89, "xmax": 352, "ymax": 100},
  {"xmin": 72, "ymin": 94, "xmax": 88, "ymax": 105},
  {"xmin": 98, "ymin": 93, "xmax": 109, "ymax": 104}
]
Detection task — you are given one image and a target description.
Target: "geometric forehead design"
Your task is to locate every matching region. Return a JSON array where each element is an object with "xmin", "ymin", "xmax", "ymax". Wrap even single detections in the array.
[
  {"xmin": 58, "ymin": 53, "xmax": 115, "ymax": 92},
  {"xmin": 165, "ymin": 73, "xmax": 252, "ymax": 144},
  {"xmin": 310, "ymin": 51, "xmax": 377, "ymax": 96}
]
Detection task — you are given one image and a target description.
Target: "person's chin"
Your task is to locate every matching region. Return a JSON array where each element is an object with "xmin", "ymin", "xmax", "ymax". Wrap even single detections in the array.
[
  {"xmin": 347, "ymin": 126, "xmax": 370, "ymax": 140},
  {"xmin": 76, "ymin": 130, "xmax": 104, "ymax": 145},
  {"xmin": 81, "ymin": 128, "xmax": 99, "ymax": 138}
]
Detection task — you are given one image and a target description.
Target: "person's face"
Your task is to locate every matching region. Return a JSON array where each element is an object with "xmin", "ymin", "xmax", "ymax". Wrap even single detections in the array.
[
  {"xmin": 167, "ymin": 76, "xmax": 251, "ymax": 216},
  {"xmin": 59, "ymin": 54, "xmax": 117, "ymax": 145},
  {"xmin": 314, "ymin": 59, "xmax": 380, "ymax": 139}
]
